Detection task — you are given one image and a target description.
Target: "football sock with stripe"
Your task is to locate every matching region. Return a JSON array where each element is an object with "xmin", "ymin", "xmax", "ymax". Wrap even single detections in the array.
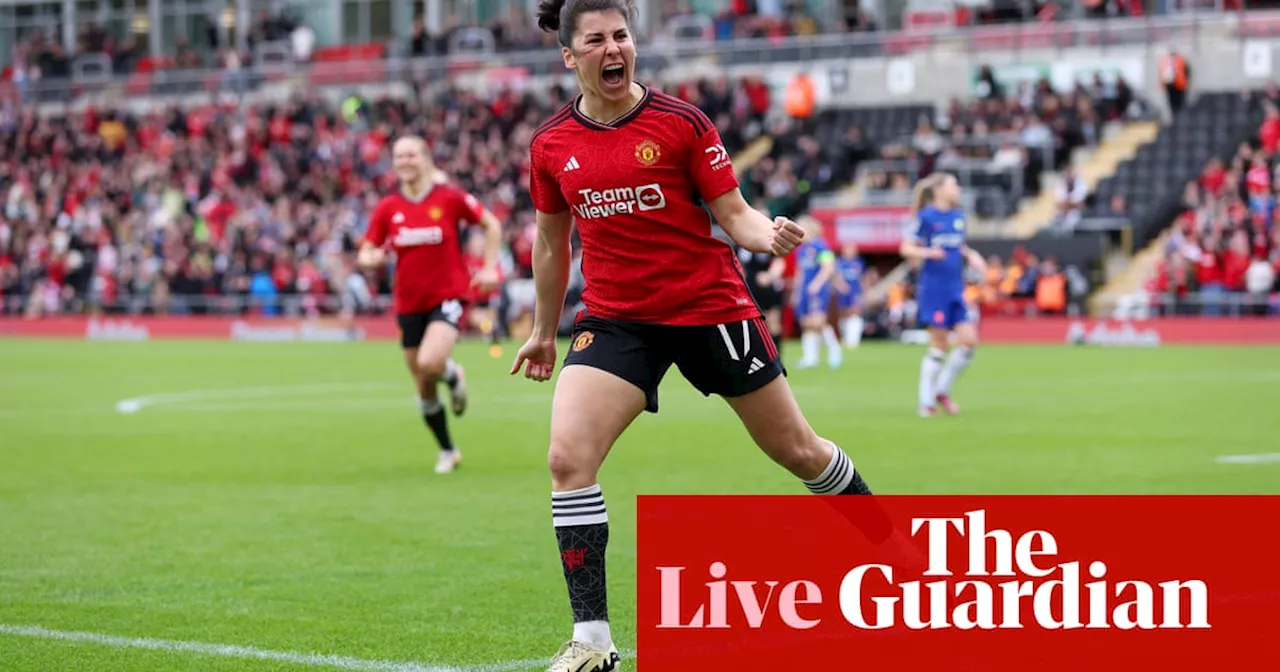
[
  {"xmin": 418, "ymin": 397, "xmax": 455, "ymax": 452},
  {"xmin": 804, "ymin": 442, "xmax": 894, "ymax": 544},
  {"xmin": 552, "ymin": 484, "xmax": 613, "ymax": 648},
  {"xmin": 441, "ymin": 359, "xmax": 459, "ymax": 387}
]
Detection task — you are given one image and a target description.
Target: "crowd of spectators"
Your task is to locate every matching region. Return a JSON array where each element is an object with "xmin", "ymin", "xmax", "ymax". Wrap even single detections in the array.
[
  {"xmin": 0, "ymin": 75, "xmax": 774, "ymax": 330},
  {"xmin": 860, "ymin": 64, "xmax": 1144, "ymax": 220},
  {"xmin": 1145, "ymin": 99, "xmax": 1280, "ymax": 316},
  {"xmin": 5, "ymin": 2, "xmax": 874, "ymax": 91}
]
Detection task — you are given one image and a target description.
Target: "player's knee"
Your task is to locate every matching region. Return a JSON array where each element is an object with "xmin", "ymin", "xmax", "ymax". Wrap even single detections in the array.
[
  {"xmin": 771, "ymin": 426, "xmax": 827, "ymax": 476},
  {"xmin": 416, "ymin": 353, "xmax": 447, "ymax": 381},
  {"xmin": 547, "ymin": 438, "xmax": 598, "ymax": 490}
]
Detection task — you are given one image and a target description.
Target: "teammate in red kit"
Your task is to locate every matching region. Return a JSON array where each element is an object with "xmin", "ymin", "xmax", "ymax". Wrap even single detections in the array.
[
  {"xmin": 509, "ymin": 1, "xmax": 889, "ymax": 669},
  {"xmin": 360, "ymin": 136, "xmax": 503, "ymax": 474}
]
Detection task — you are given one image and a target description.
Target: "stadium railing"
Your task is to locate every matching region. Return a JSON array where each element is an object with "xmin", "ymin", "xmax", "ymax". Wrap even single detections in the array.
[
  {"xmin": 7, "ymin": 289, "xmax": 1275, "ymax": 322},
  {"xmin": 854, "ymin": 138, "xmax": 1054, "ymax": 218},
  {"xmin": 2, "ymin": 12, "xmax": 1243, "ymax": 107},
  {"xmin": 1100, "ymin": 290, "xmax": 1278, "ymax": 319}
]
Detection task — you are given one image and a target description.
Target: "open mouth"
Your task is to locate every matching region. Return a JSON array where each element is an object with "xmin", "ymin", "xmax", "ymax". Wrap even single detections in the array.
[{"xmin": 602, "ymin": 63, "xmax": 626, "ymax": 87}]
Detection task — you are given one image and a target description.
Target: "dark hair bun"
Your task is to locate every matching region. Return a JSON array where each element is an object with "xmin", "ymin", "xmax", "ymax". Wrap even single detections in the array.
[{"xmin": 536, "ymin": 0, "xmax": 566, "ymax": 33}]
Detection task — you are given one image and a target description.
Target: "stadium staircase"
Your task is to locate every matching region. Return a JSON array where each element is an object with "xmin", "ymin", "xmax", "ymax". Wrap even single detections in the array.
[
  {"xmin": 1086, "ymin": 231, "xmax": 1170, "ymax": 317},
  {"xmin": 733, "ymin": 135, "xmax": 774, "ymax": 176},
  {"xmin": 995, "ymin": 121, "xmax": 1161, "ymax": 238}
]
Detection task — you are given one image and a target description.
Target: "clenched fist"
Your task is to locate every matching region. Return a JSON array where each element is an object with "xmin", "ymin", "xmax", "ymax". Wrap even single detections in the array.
[{"xmin": 770, "ymin": 217, "xmax": 805, "ymax": 256}]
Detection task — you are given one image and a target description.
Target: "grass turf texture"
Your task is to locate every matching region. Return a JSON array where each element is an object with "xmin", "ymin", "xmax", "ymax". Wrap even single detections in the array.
[{"xmin": 1, "ymin": 339, "xmax": 1276, "ymax": 671}]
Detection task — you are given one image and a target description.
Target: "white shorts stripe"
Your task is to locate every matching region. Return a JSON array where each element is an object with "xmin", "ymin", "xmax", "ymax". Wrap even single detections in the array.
[
  {"xmin": 716, "ymin": 323, "xmax": 740, "ymax": 361},
  {"xmin": 740, "ymin": 320, "xmax": 750, "ymax": 356}
]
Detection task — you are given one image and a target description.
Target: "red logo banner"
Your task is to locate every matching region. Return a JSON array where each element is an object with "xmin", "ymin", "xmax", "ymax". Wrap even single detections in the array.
[
  {"xmin": 808, "ymin": 206, "xmax": 912, "ymax": 253},
  {"xmin": 637, "ymin": 495, "xmax": 1280, "ymax": 671}
]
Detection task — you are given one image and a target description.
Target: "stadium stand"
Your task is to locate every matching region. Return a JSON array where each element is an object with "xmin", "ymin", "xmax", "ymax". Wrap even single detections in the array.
[
  {"xmin": 0, "ymin": 75, "xmax": 780, "ymax": 326},
  {"xmin": 1089, "ymin": 89, "xmax": 1280, "ymax": 317},
  {"xmin": 3, "ymin": 2, "xmax": 1279, "ymax": 341},
  {"xmin": 854, "ymin": 64, "xmax": 1155, "ymax": 225},
  {"xmin": 744, "ymin": 103, "xmax": 935, "ymax": 218}
]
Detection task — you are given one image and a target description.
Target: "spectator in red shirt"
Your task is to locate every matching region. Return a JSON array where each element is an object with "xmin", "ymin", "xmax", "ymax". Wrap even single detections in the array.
[
  {"xmin": 1200, "ymin": 157, "xmax": 1226, "ymax": 198},
  {"xmin": 1194, "ymin": 234, "xmax": 1226, "ymax": 315},
  {"xmin": 1246, "ymin": 156, "xmax": 1273, "ymax": 213},
  {"xmin": 1223, "ymin": 230, "xmax": 1253, "ymax": 295},
  {"xmin": 1260, "ymin": 102, "xmax": 1280, "ymax": 156}
]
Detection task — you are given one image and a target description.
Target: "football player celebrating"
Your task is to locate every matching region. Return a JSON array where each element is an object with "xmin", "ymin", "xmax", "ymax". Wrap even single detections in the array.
[{"xmin": 510, "ymin": 0, "xmax": 892, "ymax": 669}]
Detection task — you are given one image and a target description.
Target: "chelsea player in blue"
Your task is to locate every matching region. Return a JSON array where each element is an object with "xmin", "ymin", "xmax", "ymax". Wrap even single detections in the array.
[
  {"xmin": 793, "ymin": 217, "xmax": 842, "ymax": 369},
  {"xmin": 898, "ymin": 173, "xmax": 986, "ymax": 417},
  {"xmin": 834, "ymin": 242, "xmax": 866, "ymax": 349}
]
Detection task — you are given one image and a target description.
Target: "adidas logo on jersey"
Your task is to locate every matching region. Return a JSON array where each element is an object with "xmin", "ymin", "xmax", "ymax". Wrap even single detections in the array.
[
  {"xmin": 748, "ymin": 357, "xmax": 766, "ymax": 374},
  {"xmin": 563, "ymin": 156, "xmax": 581, "ymax": 172}
]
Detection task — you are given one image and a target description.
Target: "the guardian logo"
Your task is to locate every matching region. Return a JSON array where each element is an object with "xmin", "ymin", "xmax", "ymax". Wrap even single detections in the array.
[{"xmin": 655, "ymin": 509, "xmax": 1210, "ymax": 631}]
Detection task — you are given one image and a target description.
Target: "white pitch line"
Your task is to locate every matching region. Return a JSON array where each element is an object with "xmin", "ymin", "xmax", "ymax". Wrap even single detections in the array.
[
  {"xmin": 0, "ymin": 623, "xmax": 619, "ymax": 672},
  {"xmin": 114, "ymin": 382, "xmax": 404, "ymax": 414},
  {"xmin": 1216, "ymin": 453, "xmax": 1280, "ymax": 465}
]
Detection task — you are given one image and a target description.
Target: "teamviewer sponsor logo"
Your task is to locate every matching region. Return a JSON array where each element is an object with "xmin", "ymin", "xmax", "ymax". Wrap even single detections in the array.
[{"xmin": 573, "ymin": 183, "xmax": 666, "ymax": 218}]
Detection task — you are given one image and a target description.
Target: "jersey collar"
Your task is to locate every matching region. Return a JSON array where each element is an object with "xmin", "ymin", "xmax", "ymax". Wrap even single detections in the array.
[{"xmin": 570, "ymin": 85, "xmax": 653, "ymax": 132}]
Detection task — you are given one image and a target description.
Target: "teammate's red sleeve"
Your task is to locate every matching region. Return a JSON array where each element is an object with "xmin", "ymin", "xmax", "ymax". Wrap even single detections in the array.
[
  {"xmin": 456, "ymin": 189, "xmax": 485, "ymax": 225},
  {"xmin": 529, "ymin": 139, "xmax": 569, "ymax": 214},
  {"xmin": 363, "ymin": 199, "xmax": 389, "ymax": 247},
  {"xmin": 688, "ymin": 124, "xmax": 740, "ymax": 202}
]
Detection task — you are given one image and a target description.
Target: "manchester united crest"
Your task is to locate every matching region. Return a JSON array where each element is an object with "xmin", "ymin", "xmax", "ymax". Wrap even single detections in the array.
[
  {"xmin": 634, "ymin": 139, "xmax": 661, "ymax": 167},
  {"xmin": 428, "ymin": 207, "xmax": 443, "ymax": 220},
  {"xmin": 572, "ymin": 332, "xmax": 595, "ymax": 352}
]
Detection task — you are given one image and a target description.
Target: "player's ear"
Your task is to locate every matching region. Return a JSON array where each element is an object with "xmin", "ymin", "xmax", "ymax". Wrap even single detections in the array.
[{"xmin": 562, "ymin": 45, "xmax": 575, "ymax": 70}]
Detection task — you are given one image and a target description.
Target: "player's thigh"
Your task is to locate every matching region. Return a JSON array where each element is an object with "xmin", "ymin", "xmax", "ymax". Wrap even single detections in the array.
[
  {"xmin": 563, "ymin": 315, "xmax": 671, "ymax": 414},
  {"xmin": 415, "ymin": 300, "xmax": 464, "ymax": 375},
  {"xmin": 723, "ymin": 375, "xmax": 824, "ymax": 477},
  {"xmin": 951, "ymin": 319, "xmax": 979, "ymax": 348},
  {"xmin": 547, "ymin": 364, "xmax": 647, "ymax": 488}
]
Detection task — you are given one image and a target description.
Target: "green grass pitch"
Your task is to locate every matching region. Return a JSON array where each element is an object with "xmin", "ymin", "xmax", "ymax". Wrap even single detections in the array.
[{"xmin": 1, "ymin": 338, "xmax": 1276, "ymax": 671}]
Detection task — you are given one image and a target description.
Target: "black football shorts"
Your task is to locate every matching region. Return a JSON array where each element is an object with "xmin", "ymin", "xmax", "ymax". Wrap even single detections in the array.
[
  {"xmin": 563, "ymin": 311, "xmax": 785, "ymax": 413},
  {"xmin": 397, "ymin": 299, "xmax": 465, "ymax": 349}
]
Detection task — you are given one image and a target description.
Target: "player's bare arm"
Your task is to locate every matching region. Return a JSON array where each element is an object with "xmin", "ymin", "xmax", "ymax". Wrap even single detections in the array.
[
  {"xmin": 511, "ymin": 208, "xmax": 573, "ymax": 381},
  {"xmin": 900, "ymin": 239, "xmax": 945, "ymax": 261},
  {"xmin": 707, "ymin": 189, "xmax": 803, "ymax": 256},
  {"xmin": 809, "ymin": 254, "xmax": 836, "ymax": 296},
  {"xmin": 962, "ymin": 245, "xmax": 987, "ymax": 274},
  {"xmin": 471, "ymin": 208, "xmax": 505, "ymax": 293}
]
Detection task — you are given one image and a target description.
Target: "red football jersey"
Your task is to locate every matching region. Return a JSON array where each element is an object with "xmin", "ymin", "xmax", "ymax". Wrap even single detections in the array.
[
  {"xmin": 363, "ymin": 183, "xmax": 484, "ymax": 314},
  {"xmin": 529, "ymin": 86, "xmax": 759, "ymax": 327}
]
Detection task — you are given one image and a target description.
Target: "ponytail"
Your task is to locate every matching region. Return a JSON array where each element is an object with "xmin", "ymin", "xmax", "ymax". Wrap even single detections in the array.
[{"xmin": 910, "ymin": 172, "xmax": 952, "ymax": 216}]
